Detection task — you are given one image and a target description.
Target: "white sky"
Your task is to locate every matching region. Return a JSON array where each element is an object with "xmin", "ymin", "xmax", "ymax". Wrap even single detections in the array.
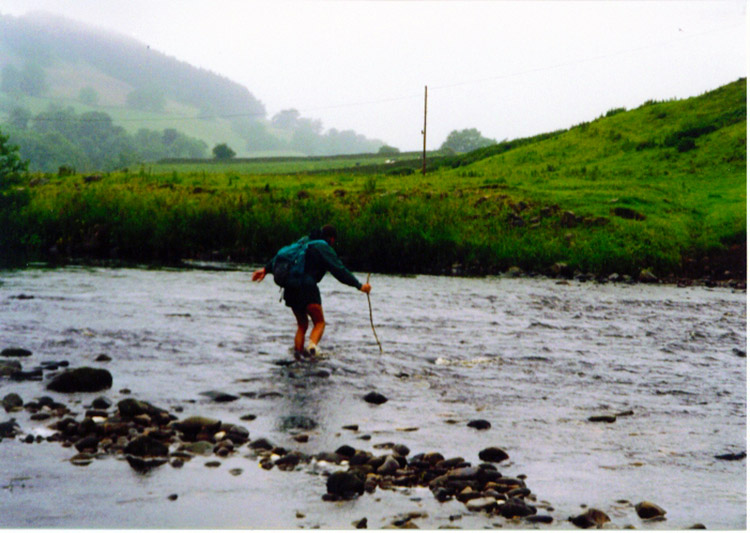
[{"xmin": 0, "ymin": 0, "xmax": 746, "ymax": 151}]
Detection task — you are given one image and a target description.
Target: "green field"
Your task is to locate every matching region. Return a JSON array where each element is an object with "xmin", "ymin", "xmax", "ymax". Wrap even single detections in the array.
[
  {"xmin": 1, "ymin": 79, "xmax": 745, "ymax": 281},
  {"xmin": 152, "ymin": 151, "xmax": 427, "ymax": 175}
]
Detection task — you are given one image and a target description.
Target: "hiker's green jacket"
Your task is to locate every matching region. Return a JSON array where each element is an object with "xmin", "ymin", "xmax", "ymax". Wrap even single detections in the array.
[{"xmin": 266, "ymin": 240, "xmax": 362, "ymax": 289}]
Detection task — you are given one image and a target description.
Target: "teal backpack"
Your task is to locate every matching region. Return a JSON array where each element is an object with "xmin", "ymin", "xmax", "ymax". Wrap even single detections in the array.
[{"xmin": 271, "ymin": 237, "xmax": 326, "ymax": 289}]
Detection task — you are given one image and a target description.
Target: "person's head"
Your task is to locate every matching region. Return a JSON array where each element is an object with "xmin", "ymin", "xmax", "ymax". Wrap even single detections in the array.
[{"xmin": 321, "ymin": 224, "xmax": 337, "ymax": 246}]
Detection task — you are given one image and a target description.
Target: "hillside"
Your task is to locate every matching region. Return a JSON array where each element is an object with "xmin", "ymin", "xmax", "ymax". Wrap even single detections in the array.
[
  {"xmin": 0, "ymin": 11, "xmax": 384, "ymax": 164},
  {"xmin": 0, "ymin": 79, "xmax": 745, "ymax": 282}
]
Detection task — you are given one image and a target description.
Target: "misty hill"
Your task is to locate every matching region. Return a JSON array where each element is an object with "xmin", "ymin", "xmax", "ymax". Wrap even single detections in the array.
[{"xmin": 0, "ymin": 11, "xmax": 384, "ymax": 167}]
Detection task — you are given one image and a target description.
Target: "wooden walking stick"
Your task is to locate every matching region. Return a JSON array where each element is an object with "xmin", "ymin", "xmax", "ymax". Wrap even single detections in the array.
[{"xmin": 366, "ymin": 273, "xmax": 383, "ymax": 353}]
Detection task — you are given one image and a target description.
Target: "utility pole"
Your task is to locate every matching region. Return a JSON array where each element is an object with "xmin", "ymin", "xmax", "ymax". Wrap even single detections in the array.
[{"xmin": 422, "ymin": 85, "xmax": 427, "ymax": 176}]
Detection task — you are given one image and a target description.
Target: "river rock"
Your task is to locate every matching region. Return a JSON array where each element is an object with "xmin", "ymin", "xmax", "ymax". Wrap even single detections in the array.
[
  {"xmin": 2, "ymin": 393, "xmax": 23, "ymax": 412},
  {"xmin": 714, "ymin": 451, "xmax": 746, "ymax": 461},
  {"xmin": 124, "ymin": 435, "xmax": 169, "ymax": 457},
  {"xmin": 497, "ymin": 498, "xmax": 536, "ymax": 519},
  {"xmin": 478, "ymin": 447, "xmax": 509, "ymax": 463},
  {"xmin": 118, "ymin": 398, "xmax": 169, "ymax": 419},
  {"xmin": 200, "ymin": 390, "xmax": 239, "ymax": 403},
  {"xmin": 326, "ymin": 470, "xmax": 365, "ymax": 498},
  {"xmin": 47, "ymin": 367, "xmax": 112, "ymax": 393},
  {"xmin": 335, "ymin": 444, "xmax": 356, "ymax": 458},
  {"xmin": 377, "ymin": 455, "xmax": 401, "ymax": 475},
  {"xmin": 467, "ymin": 419, "xmax": 491, "ymax": 430},
  {"xmin": 569, "ymin": 508, "xmax": 611, "ymax": 528},
  {"xmin": 635, "ymin": 501, "xmax": 666, "ymax": 519},
  {"xmin": 0, "ymin": 418, "xmax": 20, "ymax": 438},
  {"xmin": 91, "ymin": 396, "xmax": 112, "ymax": 410},
  {"xmin": 588, "ymin": 414, "xmax": 617, "ymax": 423},
  {"xmin": 526, "ymin": 515, "xmax": 554, "ymax": 524},
  {"xmin": 11, "ymin": 367, "xmax": 43, "ymax": 382},
  {"xmin": 223, "ymin": 424, "xmax": 250, "ymax": 444},
  {"xmin": 126, "ymin": 455, "xmax": 168, "ymax": 471},
  {"xmin": 180, "ymin": 440, "xmax": 214, "ymax": 455},
  {"xmin": 466, "ymin": 496, "xmax": 497, "ymax": 512},
  {"xmin": 363, "ymin": 392, "xmax": 388, "ymax": 405},
  {"xmin": 171, "ymin": 416, "xmax": 222, "ymax": 439},
  {"xmin": 1, "ymin": 347, "xmax": 32, "ymax": 357},
  {"xmin": 249, "ymin": 437, "xmax": 274, "ymax": 450},
  {"xmin": 74, "ymin": 435, "xmax": 100, "ymax": 453},
  {"xmin": 392, "ymin": 444, "xmax": 410, "ymax": 457},
  {"xmin": 0, "ymin": 360, "xmax": 22, "ymax": 377}
]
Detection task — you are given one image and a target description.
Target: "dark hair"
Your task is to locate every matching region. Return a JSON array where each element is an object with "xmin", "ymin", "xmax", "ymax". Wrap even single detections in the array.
[
  {"xmin": 321, "ymin": 224, "xmax": 337, "ymax": 241},
  {"xmin": 310, "ymin": 224, "xmax": 337, "ymax": 243}
]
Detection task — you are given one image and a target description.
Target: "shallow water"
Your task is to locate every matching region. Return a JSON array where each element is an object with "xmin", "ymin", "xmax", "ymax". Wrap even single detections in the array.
[{"xmin": 0, "ymin": 266, "xmax": 746, "ymax": 529}]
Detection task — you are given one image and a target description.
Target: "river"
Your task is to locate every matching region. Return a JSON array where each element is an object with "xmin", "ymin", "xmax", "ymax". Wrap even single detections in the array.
[{"xmin": 0, "ymin": 266, "xmax": 745, "ymax": 529}]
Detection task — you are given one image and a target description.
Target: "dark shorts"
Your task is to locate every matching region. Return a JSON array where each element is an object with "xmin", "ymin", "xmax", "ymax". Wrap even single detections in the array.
[{"xmin": 283, "ymin": 283, "xmax": 321, "ymax": 314}]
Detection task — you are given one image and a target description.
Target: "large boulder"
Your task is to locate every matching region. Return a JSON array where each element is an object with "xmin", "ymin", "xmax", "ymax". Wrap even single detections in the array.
[{"xmin": 47, "ymin": 367, "xmax": 112, "ymax": 393}]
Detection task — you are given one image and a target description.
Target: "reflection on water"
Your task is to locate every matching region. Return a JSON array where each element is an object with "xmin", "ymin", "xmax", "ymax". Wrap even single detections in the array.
[{"xmin": 0, "ymin": 266, "xmax": 745, "ymax": 529}]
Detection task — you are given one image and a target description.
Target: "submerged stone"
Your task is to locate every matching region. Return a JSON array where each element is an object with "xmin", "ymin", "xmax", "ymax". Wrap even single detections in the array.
[{"xmin": 47, "ymin": 367, "xmax": 112, "ymax": 393}]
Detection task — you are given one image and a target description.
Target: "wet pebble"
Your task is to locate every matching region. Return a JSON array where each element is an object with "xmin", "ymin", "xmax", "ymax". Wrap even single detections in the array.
[
  {"xmin": 95, "ymin": 354, "xmax": 112, "ymax": 362},
  {"xmin": 569, "ymin": 508, "xmax": 611, "ymax": 528},
  {"xmin": 124, "ymin": 436, "xmax": 169, "ymax": 457},
  {"xmin": 91, "ymin": 396, "xmax": 112, "ymax": 410},
  {"xmin": 478, "ymin": 447, "xmax": 509, "ymax": 463},
  {"xmin": 240, "ymin": 414, "xmax": 257, "ymax": 421},
  {"xmin": 1, "ymin": 347, "xmax": 32, "ymax": 357},
  {"xmin": 467, "ymin": 419, "xmax": 491, "ymax": 430},
  {"xmin": 205, "ymin": 460, "xmax": 221, "ymax": 468},
  {"xmin": 635, "ymin": 501, "xmax": 666, "ymax": 519},
  {"xmin": 326, "ymin": 470, "xmax": 365, "ymax": 499},
  {"xmin": 199, "ymin": 390, "xmax": 239, "ymax": 403},
  {"xmin": 588, "ymin": 415, "xmax": 617, "ymax": 423},
  {"xmin": 0, "ymin": 360, "xmax": 22, "ymax": 377},
  {"xmin": 354, "ymin": 517, "xmax": 368, "ymax": 529},
  {"xmin": 2, "ymin": 393, "xmax": 23, "ymax": 412},
  {"xmin": 167, "ymin": 494, "xmax": 178, "ymax": 501},
  {"xmin": 363, "ymin": 391, "xmax": 388, "ymax": 405},
  {"xmin": 496, "ymin": 498, "xmax": 537, "ymax": 519},
  {"xmin": 714, "ymin": 451, "xmax": 746, "ymax": 461},
  {"xmin": 0, "ymin": 418, "xmax": 20, "ymax": 438}
]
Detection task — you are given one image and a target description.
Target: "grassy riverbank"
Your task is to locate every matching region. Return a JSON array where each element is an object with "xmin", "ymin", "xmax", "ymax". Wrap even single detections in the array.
[{"xmin": 1, "ymin": 79, "xmax": 745, "ymax": 280}]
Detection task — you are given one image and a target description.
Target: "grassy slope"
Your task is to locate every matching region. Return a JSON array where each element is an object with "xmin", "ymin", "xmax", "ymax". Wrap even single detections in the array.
[{"xmin": 5, "ymin": 79, "xmax": 746, "ymax": 279}]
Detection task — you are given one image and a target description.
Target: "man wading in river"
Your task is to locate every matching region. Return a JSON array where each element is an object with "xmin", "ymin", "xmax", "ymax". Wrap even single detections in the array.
[{"xmin": 252, "ymin": 225, "xmax": 371, "ymax": 359}]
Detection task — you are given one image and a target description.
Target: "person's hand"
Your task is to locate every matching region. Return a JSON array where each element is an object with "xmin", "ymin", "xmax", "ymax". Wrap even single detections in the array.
[
  {"xmin": 360, "ymin": 282, "xmax": 371, "ymax": 294},
  {"xmin": 252, "ymin": 268, "xmax": 266, "ymax": 282}
]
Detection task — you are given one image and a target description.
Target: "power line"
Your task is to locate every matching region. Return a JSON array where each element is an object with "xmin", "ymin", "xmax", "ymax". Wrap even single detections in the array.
[{"xmin": 11, "ymin": 21, "xmax": 743, "ymax": 126}]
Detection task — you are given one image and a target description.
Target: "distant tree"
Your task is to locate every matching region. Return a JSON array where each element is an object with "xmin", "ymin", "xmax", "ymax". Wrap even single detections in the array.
[
  {"xmin": 212, "ymin": 143, "xmax": 236, "ymax": 160},
  {"xmin": 271, "ymin": 109, "xmax": 301, "ymax": 130},
  {"xmin": 440, "ymin": 128, "xmax": 496, "ymax": 153},
  {"xmin": 378, "ymin": 144, "xmax": 400, "ymax": 155},
  {"xmin": 0, "ymin": 129, "xmax": 28, "ymax": 186},
  {"xmin": 78, "ymin": 86, "xmax": 99, "ymax": 106},
  {"xmin": 9, "ymin": 107, "xmax": 32, "ymax": 130}
]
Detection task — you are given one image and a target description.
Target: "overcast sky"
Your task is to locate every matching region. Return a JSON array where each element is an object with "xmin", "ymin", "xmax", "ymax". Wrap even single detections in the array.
[{"xmin": 0, "ymin": 0, "xmax": 746, "ymax": 151}]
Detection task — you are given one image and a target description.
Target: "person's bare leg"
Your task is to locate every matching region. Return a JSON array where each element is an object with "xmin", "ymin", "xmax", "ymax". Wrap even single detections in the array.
[
  {"xmin": 293, "ymin": 308, "xmax": 309, "ymax": 358},
  {"xmin": 306, "ymin": 303, "xmax": 325, "ymax": 355}
]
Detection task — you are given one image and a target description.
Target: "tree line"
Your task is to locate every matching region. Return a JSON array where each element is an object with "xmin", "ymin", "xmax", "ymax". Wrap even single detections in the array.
[{"xmin": 3, "ymin": 105, "xmax": 208, "ymax": 173}]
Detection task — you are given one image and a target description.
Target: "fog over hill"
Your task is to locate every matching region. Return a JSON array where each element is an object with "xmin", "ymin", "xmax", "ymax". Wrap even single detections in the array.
[{"xmin": 0, "ymin": 11, "xmax": 386, "ymax": 167}]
